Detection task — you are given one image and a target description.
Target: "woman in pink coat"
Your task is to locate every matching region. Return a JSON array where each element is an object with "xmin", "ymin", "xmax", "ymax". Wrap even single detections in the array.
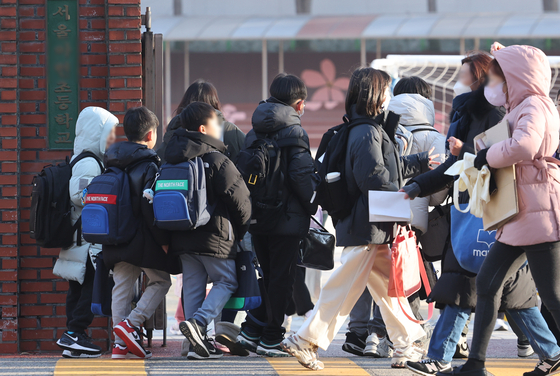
[{"xmin": 442, "ymin": 44, "xmax": 560, "ymax": 376}]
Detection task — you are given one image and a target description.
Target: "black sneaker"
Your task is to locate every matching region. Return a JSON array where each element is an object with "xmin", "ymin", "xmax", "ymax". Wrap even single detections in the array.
[
  {"xmin": 180, "ymin": 318, "xmax": 211, "ymax": 358},
  {"xmin": 341, "ymin": 331, "xmax": 367, "ymax": 356},
  {"xmin": 407, "ymin": 358, "xmax": 452, "ymax": 375},
  {"xmin": 453, "ymin": 336, "xmax": 470, "ymax": 359},
  {"xmin": 237, "ymin": 327, "xmax": 261, "ymax": 353},
  {"xmin": 256, "ymin": 338, "xmax": 290, "ymax": 357},
  {"xmin": 187, "ymin": 343, "xmax": 223, "ymax": 360},
  {"xmin": 56, "ymin": 331, "xmax": 102, "ymax": 355},
  {"xmin": 62, "ymin": 350, "xmax": 102, "ymax": 358},
  {"xmin": 216, "ymin": 333, "xmax": 249, "ymax": 357},
  {"xmin": 523, "ymin": 358, "xmax": 560, "ymax": 376}
]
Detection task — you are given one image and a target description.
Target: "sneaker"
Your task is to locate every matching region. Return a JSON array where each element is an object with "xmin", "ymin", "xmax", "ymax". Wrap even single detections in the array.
[
  {"xmin": 523, "ymin": 358, "xmax": 560, "ymax": 376},
  {"xmin": 363, "ymin": 334, "xmax": 379, "ymax": 356},
  {"xmin": 281, "ymin": 335, "xmax": 324, "ymax": 371},
  {"xmin": 180, "ymin": 318, "xmax": 210, "ymax": 358},
  {"xmin": 187, "ymin": 343, "xmax": 223, "ymax": 360},
  {"xmin": 518, "ymin": 343, "xmax": 535, "ymax": 358},
  {"xmin": 436, "ymin": 365, "xmax": 487, "ymax": 375},
  {"xmin": 56, "ymin": 331, "xmax": 102, "ymax": 355},
  {"xmin": 216, "ymin": 333, "xmax": 249, "ymax": 357},
  {"xmin": 111, "ymin": 343, "xmax": 152, "ymax": 359},
  {"xmin": 237, "ymin": 328, "xmax": 261, "ymax": 353},
  {"xmin": 341, "ymin": 331, "xmax": 367, "ymax": 356},
  {"xmin": 256, "ymin": 338, "xmax": 290, "ymax": 357},
  {"xmin": 113, "ymin": 319, "xmax": 148, "ymax": 358},
  {"xmin": 62, "ymin": 350, "xmax": 102, "ymax": 358},
  {"xmin": 407, "ymin": 358, "xmax": 452, "ymax": 375},
  {"xmin": 494, "ymin": 318, "xmax": 509, "ymax": 331},
  {"xmin": 392, "ymin": 344, "xmax": 425, "ymax": 368},
  {"xmin": 453, "ymin": 336, "xmax": 470, "ymax": 359}
]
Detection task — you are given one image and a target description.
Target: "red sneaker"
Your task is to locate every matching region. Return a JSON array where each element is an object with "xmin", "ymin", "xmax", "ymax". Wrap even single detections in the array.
[
  {"xmin": 113, "ymin": 320, "xmax": 148, "ymax": 358},
  {"xmin": 112, "ymin": 343, "xmax": 152, "ymax": 359}
]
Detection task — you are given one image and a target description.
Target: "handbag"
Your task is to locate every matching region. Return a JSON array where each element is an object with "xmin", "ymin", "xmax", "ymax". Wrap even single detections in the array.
[
  {"xmin": 91, "ymin": 252, "xmax": 114, "ymax": 317},
  {"xmin": 223, "ymin": 244, "xmax": 262, "ymax": 311},
  {"xmin": 451, "ymin": 204, "xmax": 496, "ymax": 274},
  {"xmin": 419, "ymin": 202, "xmax": 451, "ymax": 262},
  {"xmin": 299, "ymin": 215, "xmax": 336, "ymax": 270},
  {"xmin": 389, "ymin": 226, "xmax": 434, "ymax": 324}
]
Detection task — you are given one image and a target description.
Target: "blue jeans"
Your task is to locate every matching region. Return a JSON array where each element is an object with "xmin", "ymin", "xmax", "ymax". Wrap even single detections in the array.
[
  {"xmin": 508, "ymin": 307, "xmax": 560, "ymax": 360},
  {"xmin": 428, "ymin": 304, "xmax": 470, "ymax": 363}
]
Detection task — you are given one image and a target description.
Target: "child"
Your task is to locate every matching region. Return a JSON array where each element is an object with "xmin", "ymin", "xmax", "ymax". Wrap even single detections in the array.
[
  {"xmin": 104, "ymin": 106, "xmax": 172, "ymax": 359},
  {"xmin": 55, "ymin": 106, "xmax": 118, "ymax": 358},
  {"xmin": 165, "ymin": 101, "xmax": 251, "ymax": 360}
]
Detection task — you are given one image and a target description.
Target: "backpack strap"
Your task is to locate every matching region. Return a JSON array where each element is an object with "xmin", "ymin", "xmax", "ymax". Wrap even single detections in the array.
[
  {"xmin": 276, "ymin": 137, "xmax": 310, "ymax": 152},
  {"xmin": 409, "ymin": 124, "xmax": 440, "ymax": 134},
  {"xmin": 71, "ymin": 151, "xmax": 104, "ymax": 172}
]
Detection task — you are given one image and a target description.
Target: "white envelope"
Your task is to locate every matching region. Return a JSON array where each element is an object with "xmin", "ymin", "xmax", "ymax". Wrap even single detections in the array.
[{"xmin": 368, "ymin": 191, "xmax": 411, "ymax": 223}]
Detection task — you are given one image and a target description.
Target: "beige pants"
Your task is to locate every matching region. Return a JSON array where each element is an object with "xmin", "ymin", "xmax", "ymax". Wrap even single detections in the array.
[{"xmin": 297, "ymin": 244, "xmax": 425, "ymax": 350}]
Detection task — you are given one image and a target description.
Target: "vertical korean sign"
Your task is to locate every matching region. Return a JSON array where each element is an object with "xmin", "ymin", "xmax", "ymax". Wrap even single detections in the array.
[{"xmin": 46, "ymin": 0, "xmax": 79, "ymax": 149}]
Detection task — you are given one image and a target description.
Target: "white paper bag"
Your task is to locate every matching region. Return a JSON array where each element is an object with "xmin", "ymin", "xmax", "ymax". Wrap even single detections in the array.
[{"xmin": 368, "ymin": 191, "xmax": 411, "ymax": 223}]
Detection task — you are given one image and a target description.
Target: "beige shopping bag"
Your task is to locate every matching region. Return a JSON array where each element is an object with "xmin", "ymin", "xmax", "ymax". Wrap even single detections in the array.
[{"xmin": 473, "ymin": 118, "xmax": 519, "ymax": 231}]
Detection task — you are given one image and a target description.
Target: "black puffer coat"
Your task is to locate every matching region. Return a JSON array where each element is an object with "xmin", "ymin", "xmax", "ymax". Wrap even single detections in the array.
[
  {"xmin": 157, "ymin": 110, "xmax": 246, "ymax": 163},
  {"xmin": 411, "ymin": 87, "xmax": 536, "ymax": 310},
  {"xmin": 336, "ymin": 108, "xmax": 431, "ymax": 246},
  {"xmin": 103, "ymin": 142, "xmax": 170, "ymax": 272},
  {"xmin": 165, "ymin": 130, "xmax": 251, "ymax": 260},
  {"xmin": 245, "ymin": 97, "xmax": 318, "ymax": 238}
]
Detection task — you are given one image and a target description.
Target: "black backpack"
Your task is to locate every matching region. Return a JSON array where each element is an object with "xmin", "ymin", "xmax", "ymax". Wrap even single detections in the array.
[
  {"xmin": 236, "ymin": 134, "xmax": 309, "ymax": 233},
  {"xmin": 30, "ymin": 152, "xmax": 103, "ymax": 249},
  {"xmin": 315, "ymin": 116, "xmax": 384, "ymax": 222}
]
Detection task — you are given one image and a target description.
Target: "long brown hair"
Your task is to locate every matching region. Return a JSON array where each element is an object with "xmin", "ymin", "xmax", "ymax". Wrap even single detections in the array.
[
  {"xmin": 175, "ymin": 79, "xmax": 222, "ymax": 115},
  {"xmin": 461, "ymin": 51, "xmax": 493, "ymax": 90},
  {"xmin": 345, "ymin": 67, "xmax": 391, "ymax": 118}
]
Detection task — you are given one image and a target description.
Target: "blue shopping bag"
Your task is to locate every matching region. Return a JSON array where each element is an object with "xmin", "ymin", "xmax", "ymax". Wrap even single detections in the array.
[{"xmin": 450, "ymin": 204, "xmax": 496, "ymax": 274}]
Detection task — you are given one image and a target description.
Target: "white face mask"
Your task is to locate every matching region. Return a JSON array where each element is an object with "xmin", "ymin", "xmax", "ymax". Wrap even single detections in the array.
[
  {"xmin": 484, "ymin": 82, "xmax": 507, "ymax": 107},
  {"xmin": 453, "ymin": 80, "xmax": 472, "ymax": 97},
  {"xmin": 381, "ymin": 89, "xmax": 391, "ymax": 111},
  {"xmin": 298, "ymin": 108, "xmax": 305, "ymax": 117}
]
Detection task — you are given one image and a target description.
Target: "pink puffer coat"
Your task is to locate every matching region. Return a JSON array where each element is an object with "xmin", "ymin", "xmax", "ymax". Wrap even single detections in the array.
[{"xmin": 486, "ymin": 45, "xmax": 560, "ymax": 246}]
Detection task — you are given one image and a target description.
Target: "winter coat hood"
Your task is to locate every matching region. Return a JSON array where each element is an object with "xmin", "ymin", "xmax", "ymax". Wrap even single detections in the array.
[
  {"xmin": 251, "ymin": 97, "xmax": 301, "ymax": 134},
  {"xmin": 104, "ymin": 141, "xmax": 160, "ymax": 170},
  {"xmin": 493, "ymin": 45, "xmax": 552, "ymax": 111},
  {"xmin": 73, "ymin": 106, "xmax": 119, "ymax": 159},
  {"xmin": 165, "ymin": 129, "xmax": 227, "ymax": 164},
  {"xmin": 388, "ymin": 94, "xmax": 435, "ymax": 127}
]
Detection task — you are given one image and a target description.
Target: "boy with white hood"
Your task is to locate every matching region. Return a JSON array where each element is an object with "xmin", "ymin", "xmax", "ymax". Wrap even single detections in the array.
[{"xmin": 54, "ymin": 106, "xmax": 118, "ymax": 358}]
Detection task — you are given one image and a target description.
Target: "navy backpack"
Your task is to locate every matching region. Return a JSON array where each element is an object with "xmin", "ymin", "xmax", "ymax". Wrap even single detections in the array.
[
  {"xmin": 152, "ymin": 157, "xmax": 211, "ymax": 231},
  {"xmin": 91, "ymin": 252, "xmax": 114, "ymax": 317},
  {"xmin": 81, "ymin": 166, "xmax": 139, "ymax": 245},
  {"xmin": 223, "ymin": 244, "xmax": 262, "ymax": 311}
]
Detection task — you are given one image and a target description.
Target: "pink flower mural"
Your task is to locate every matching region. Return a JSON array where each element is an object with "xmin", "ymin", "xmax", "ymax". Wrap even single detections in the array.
[{"xmin": 301, "ymin": 59, "xmax": 350, "ymax": 111}]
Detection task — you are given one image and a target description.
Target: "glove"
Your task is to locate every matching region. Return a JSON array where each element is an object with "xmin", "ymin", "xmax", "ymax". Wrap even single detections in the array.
[
  {"xmin": 402, "ymin": 182, "xmax": 421, "ymax": 200},
  {"xmin": 474, "ymin": 148, "xmax": 489, "ymax": 170}
]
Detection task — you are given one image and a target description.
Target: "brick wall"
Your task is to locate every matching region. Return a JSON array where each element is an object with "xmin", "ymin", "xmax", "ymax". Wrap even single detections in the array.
[{"xmin": 0, "ymin": 0, "xmax": 143, "ymax": 354}]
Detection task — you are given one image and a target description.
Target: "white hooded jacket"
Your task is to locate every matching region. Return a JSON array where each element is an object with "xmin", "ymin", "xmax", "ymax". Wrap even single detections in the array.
[
  {"xmin": 388, "ymin": 94, "xmax": 448, "ymax": 234},
  {"xmin": 53, "ymin": 107, "xmax": 119, "ymax": 284}
]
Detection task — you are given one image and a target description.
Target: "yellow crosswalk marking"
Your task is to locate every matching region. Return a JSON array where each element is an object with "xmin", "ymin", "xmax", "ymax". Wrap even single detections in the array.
[
  {"xmin": 486, "ymin": 359, "xmax": 537, "ymax": 376},
  {"xmin": 267, "ymin": 357, "xmax": 369, "ymax": 375},
  {"xmin": 54, "ymin": 359, "xmax": 147, "ymax": 375}
]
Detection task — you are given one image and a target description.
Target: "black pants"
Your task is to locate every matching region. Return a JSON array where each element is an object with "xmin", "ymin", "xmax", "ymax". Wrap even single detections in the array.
[
  {"xmin": 243, "ymin": 234, "xmax": 300, "ymax": 342},
  {"xmin": 66, "ymin": 257, "xmax": 95, "ymax": 333},
  {"xmin": 471, "ymin": 240, "xmax": 560, "ymax": 361},
  {"xmin": 286, "ymin": 266, "xmax": 314, "ymax": 317},
  {"xmin": 542, "ymin": 304, "xmax": 560, "ymax": 345}
]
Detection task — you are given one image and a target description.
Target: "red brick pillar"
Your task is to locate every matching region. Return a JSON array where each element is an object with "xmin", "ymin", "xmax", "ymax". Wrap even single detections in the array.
[
  {"xmin": 0, "ymin": 0, "xmax": 18, "ymax": 354},
  {"xmin": 0, "ymin": 0, "xmax": 144, "ymax": 354}
]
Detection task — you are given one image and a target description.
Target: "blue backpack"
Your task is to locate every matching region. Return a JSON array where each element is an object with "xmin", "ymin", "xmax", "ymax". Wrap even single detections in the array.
[
  {"xmin": 152, "ymin": 157, "xmax": 211, "ymax": 231},
  {"xmin": 82, "ymin": 166, "xmax": 139, "ymax": 245}
]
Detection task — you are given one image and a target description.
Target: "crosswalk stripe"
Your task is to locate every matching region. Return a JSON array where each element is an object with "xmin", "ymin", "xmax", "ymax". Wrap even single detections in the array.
[
  {"xmin": 54, "ymin": 359, "xmax": 147, "ymax": 375},
  {"xmin": 267, "ymin": 357, "xmax": 369, "ymax": 375},
  {"xmin": 486, "ymin": 359, "xmax": 537, "ymax": 376}
]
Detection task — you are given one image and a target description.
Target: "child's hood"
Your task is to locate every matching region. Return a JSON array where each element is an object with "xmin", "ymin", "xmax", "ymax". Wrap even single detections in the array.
[
  {"xmin": 104, "ymin": 141, "xmax": 160, "ymax": 170},
  {"xmin": 73, "ymin": 106, "xmax": 119, "ymax": 159},
  {"xmin": 165, "ymin": 128, "xmax": 227, "ymax": 164}
]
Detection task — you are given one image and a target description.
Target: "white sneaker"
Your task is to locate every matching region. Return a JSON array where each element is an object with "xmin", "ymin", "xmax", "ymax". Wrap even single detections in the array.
[
  {"xmin": 363, "ymin": 334, "xmax": 379, "ymax": 356},
  {"xmin": 281, "ymin": 335, "xmax": 324, "ymax": 371},
  {"xmin": 494, "ymin": 319, "xmax": 509, "ymax": 331},
  {"xmin": 365, "ymin": 335, "xmax": 393, "ymax": 358},
  {"xmin": 392, "ymin": 344, "xmax": 425, "ymax": 368},
  {"xmin": 518, "ymin": 343, "xmax": 535, "ymax": 357}
]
